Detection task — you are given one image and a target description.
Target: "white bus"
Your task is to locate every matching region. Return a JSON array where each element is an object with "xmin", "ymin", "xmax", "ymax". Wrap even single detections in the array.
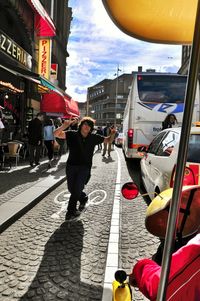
[{"xmin": 122, "ymin": 72, "xmax": 200, "ymax": 159}]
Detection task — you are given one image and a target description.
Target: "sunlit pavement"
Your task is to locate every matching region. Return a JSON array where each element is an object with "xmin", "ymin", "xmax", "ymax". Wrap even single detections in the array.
[
  {"xmin": 0, "ymin": 154, "xmax": 67, "ymax": 233},
  {"xmin": 0, "ymin": 148, "xmax": 159, "ymax": 301}
]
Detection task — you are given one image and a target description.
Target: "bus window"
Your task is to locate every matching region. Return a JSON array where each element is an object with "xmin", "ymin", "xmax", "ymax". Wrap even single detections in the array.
[{"xmin": 137, "ymin": 75, "xmax": 187, "ymax": 103}]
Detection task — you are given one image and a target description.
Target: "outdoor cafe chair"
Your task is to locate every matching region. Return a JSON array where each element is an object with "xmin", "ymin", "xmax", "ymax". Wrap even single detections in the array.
[{"xmin": 5, "ymin": 142, "xmax": 23, "ymax": 167}]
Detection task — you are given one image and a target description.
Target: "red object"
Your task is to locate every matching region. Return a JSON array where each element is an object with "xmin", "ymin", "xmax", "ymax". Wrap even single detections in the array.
[
  {"xmin": 189, "ymin": 164, "xmax": 199, "ymax": 185},
  {"xmin": 27, "ymin": 0, "xmax": 56, "ymax": 37},
  {"xmin": 121, "ymin": 182, "xmax": 139, "ymax": 200},
  {"xmin": 128, "ymin": 128, "xmax": 134, "ymax": 148},
  {"xmin": 41, "ymin": 92, "xmax": 79, "ymax": 117},
  {"xmin": 35, "ymin": 14, "xmax": 55, "ymax": 37},
  {"xmin": 170, "ymin": 164, "xmax": 197, "ymax": 188},
  {"xmin": 132, "ymin": 234, "xmax": 200, "ymax": 301},
  {"xmin": 64, "ymin": 98, "xmax": 79, "ymax": 117}
]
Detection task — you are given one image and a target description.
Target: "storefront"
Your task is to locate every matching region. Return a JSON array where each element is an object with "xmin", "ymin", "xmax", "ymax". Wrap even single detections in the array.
[
  {"xmin": 0, "ymin": 0, "xmax": 78, "ymax": 143},
  {"xmin": 0, "ymin": 2, "xmax": 36, "ymax": 140},
  {"xmin": 0, "ymin": 58, "xmax": 41, "ymax": 141}
]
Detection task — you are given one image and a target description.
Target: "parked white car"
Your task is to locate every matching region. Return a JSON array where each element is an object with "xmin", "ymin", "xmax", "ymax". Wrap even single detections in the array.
[{"xmin": 140, "ymin": 126, "xmax": 200, "ymax": 199}]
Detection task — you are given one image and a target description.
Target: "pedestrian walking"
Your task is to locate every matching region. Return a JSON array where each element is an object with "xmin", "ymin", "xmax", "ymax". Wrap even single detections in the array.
[
  {"xmin": 0, "ymin": 117, "xmax": 4, "ymax": 144},
  {"xmin": 55, "ymin": 118, "xmax": 66, "ymax": 158},
  {"xmin": 102, "ymin": 122, "xmax": 115, "ymax": 157},
  {"xmin": 28, "ymin": 113, "xmax": 44, "ymax": 167},
  {"xmin": 161, "ymin": 114, "xmax": 178, "ymax": 130},
  {"xmin": 96, "ymin": 126, "xmax": 103, "ymax": 150},
  {"xmin": 54, "ymin": 116, "xmax": 116, "ymax": 220},
  {"xmin": 0, "ymin": 107, "xmax": 5, "ymax": 144},
  {"xmin": 43, "ymin": 117, "xmax": 55, "ymax": 168}
]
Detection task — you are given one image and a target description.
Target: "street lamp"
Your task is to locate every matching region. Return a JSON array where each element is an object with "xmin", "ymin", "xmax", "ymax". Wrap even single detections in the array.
[
  {"xmin": 114, "ymin": 65, "xmax": 122, "ymax": 127},
  {"xmin": 86, "ymin": 87, "xmax": 90, "ymax": 116}
]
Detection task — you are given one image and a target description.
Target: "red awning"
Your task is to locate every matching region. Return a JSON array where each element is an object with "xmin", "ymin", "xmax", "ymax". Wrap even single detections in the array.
[
  {"xmin": 27, "ymin": 0, "xmax": 56, "ymax": 37},
  {"xmin": 41, "ymin": 92, "xmax": 66, "ymax": 113},
  {"xmin": 41, "ymin": 92, "xmax": 80, "ymax": 117},
  {"xmin": 64, "ymin": 98, "xmax": 80, "ymax": 118}
]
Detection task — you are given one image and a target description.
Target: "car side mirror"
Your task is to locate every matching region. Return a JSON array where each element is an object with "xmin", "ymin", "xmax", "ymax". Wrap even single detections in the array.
[
  {"xmin": 121, "ymin": 182, "xmax": 139, "ymax": 199},
  {"xmin": 137, "ymin": 146, "xmax": 148, "ymax": 152}
]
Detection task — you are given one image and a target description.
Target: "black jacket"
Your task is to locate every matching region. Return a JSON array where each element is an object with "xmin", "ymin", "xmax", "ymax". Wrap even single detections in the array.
[{"xmin": 28, "ymin": 118, "xmax": 43, "ymax": 145}]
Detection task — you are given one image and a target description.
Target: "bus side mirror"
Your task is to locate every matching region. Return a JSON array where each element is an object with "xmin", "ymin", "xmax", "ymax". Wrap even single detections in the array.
[{"xmin": 121, "ymin": 182, "xmax": 139, "ymax": 199}]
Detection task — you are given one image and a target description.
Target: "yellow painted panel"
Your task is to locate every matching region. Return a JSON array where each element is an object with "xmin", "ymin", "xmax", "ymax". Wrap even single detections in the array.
[
  {"xmin": 38, "ymin": 39, "xmax": 51, "ymax": 79},
  {"xmin": 102, "ymin": 0, "xmax": 198, "ymax": 44},
  {"xmin": 112, "ymin": 280, "xmax": 132, "ymax": 301}
]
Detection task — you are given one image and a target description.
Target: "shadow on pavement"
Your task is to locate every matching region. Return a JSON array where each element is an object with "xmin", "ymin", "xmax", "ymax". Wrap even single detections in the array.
[
  {"xmin": 102, "ymin": 156, "xmax": 115, "ymax": 164},
  {"xmin": 19, "ymin": 220, "xmax": 103, "ymax": 301},
  {"xmin": 0, "ymin": 159, "xmax": 66, "ymax": 196},
  {"xmin": 126, "ymin": 158, "xmax": 151, "ymax": 205}
]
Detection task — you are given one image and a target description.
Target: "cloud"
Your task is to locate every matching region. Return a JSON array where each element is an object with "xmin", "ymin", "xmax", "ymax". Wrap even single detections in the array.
[{"xmin": 66, "ymin": 0, "xmax": 182, "ymax": 102}]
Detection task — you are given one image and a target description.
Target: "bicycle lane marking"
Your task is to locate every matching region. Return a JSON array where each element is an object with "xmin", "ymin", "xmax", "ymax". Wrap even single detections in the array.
[
  {"xmin": 50, "ymin": 146, "xmax": 109, "ymax": 220},
  {"xmin": 50, "ymin": 189, "xmax": 107, "ymax": 219},
  {"xmin": 102, "ymin": 148, "xmax": 121, "ymax": 301}
]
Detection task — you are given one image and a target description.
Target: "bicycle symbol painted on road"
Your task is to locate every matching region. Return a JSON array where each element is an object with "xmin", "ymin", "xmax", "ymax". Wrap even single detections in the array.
[{"xmin": 51, "ymin": 189, "xmax": 107, "ymax": 219}]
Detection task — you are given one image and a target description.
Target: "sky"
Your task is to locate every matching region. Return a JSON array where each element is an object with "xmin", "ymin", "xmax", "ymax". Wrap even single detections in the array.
[{"xmin": 66, "ymin": 0, "xmax": 182, "ymax": 103}]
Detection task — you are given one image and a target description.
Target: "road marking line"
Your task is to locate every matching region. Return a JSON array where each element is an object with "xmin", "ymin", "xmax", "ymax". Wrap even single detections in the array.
[
  {"xmin": 102, "ymin": 148, "xmax": 121, "ymax": 301},
  {"xmin": 51, "ymin": 189, "xmax": 107, "ymax": 219}
]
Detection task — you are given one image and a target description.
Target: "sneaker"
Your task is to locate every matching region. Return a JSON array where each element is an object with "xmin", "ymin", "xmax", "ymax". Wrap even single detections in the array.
[
  {"xmin": 79, "ymin": 196, "xmax": 88, "ymax": 211},
  {"xmin": 79, "ymin": 203, "xmax": 86, "ymax": 212},
  {"xmin": 65, "ymin": 210, "xmax": 81, "ymax": 220}
]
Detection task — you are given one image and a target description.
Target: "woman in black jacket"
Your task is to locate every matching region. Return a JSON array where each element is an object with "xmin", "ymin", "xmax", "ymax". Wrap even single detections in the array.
[{"xmin": 162, "ymin": 114, "xmax": 178, "ymax": 130}]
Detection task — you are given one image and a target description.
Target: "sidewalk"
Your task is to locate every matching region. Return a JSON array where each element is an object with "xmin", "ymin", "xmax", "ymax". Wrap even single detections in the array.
[{"xmin": 0, "ymin": 154, "xmax": 67, "ymax": 233}]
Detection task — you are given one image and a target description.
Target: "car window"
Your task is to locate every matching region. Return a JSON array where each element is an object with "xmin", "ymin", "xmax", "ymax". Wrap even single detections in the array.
[
  {"xmin": 148, "ymin": 131, "xmax": 167, "ymax": 154},
  {"xmin": 155, "ymin": 131, "xmax": 179, "ymax": 156},
  {"xmin": 187, "ymin": 134, "xmax": 200, "ymax": 163}
]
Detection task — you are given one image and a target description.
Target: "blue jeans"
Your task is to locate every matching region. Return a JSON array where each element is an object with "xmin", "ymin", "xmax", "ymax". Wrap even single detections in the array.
[{"xmin": 66, "ymin": 164, "xmax": 90, "ymax": 213}]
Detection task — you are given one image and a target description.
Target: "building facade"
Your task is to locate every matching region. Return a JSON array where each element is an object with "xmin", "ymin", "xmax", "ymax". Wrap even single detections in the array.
[
  {"xmin": 178, "ymin": 45, "xmax": 191, "ymax": 75},
  {"xmin": 78, "ymin": 101, "xmax": 87, "ymax": 118},
  {"xmin": 0, "ymin": 0, "xmax": 74, "ymax": 141},
  {"xmin": 87, "ymin": 74, "xmax": 133, "ymax": 127}
]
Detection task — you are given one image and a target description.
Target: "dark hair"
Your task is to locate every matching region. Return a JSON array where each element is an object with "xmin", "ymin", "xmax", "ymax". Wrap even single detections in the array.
[
  {"xmin": 44, "ymin": 117, "xmax": 53, "ymax": 126},
  {"xmin": 36, "ymin": 112, "xmax": 44, "ymax": 118},
  {"xmin": 162, "ymin": 114, "xmax": 178, "ymax": 130},
  {"xmin": 78, "ymin": 117, "xmax": 95, "ymax": 132},
  {"xmin": 163, "ymin": 114, "xmax": 177, "ymax": 123}
]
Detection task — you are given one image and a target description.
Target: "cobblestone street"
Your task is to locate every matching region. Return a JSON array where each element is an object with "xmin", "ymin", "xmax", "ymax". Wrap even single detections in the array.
[{"xmin": 0, "ymin": 148, "xmax": 159, "ymax": 301}]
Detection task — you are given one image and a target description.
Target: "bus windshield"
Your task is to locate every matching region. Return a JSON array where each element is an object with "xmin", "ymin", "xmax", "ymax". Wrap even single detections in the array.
[{"xmin": 137, "ymin": 75, "xmax": 187, "ymax": 103}]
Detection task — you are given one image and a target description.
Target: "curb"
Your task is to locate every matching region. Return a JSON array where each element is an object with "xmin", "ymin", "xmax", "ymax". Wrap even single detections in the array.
[{"xmin": 0, "ymin": 171, "xmax": 66, "ymax": 233}]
